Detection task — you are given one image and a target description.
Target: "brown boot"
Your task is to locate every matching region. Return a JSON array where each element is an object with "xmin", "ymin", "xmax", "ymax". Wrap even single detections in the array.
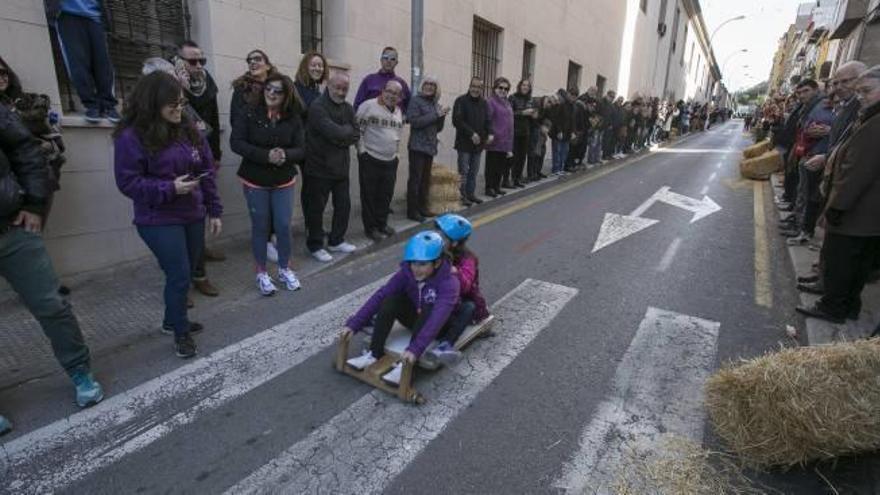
[
  {"xmin": 203, "ymin": 247, "xmax": 226, "ymax": 262},
  {"xmin": 193, "ymin": 278, "xmax": 220, "ymax": 297}
]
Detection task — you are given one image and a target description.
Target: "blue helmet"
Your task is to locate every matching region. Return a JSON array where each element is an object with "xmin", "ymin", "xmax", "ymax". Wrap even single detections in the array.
[
  {"xmin": 403, "ymin": 231, "xmax": 445, "ymax": 262},
  {"xmin": 434, "ymin": 214, "xmax": 472, "ymax": 242}
]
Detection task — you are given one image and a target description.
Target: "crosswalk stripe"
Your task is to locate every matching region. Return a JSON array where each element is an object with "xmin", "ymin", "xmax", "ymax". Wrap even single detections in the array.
[
  {"xmin": 553, "ymin": 306, "xmax": 720, "ymax": 494},
  {"xmin": 1, "ymin": 277, "xmax": 390, "ymax": 493},
  {"xmin": 224, "ymin": 279, "xmax": 578, "ymax": 494}
]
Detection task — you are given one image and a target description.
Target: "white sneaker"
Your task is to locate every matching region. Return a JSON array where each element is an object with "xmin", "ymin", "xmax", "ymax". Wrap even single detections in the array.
[
  {"xmin": 328, "ymin": 241, "xmax": 357, "ymax": 253},
  {"xmin": 266, "ymin": 242, "xmax": 279, "ymax": 264},
  {"xmin": 311, "ymin": 249, "xmax": 333, "ymax": 262},
  {"xmin": 346, "ymin": 350, "xmax": 377, "ymax": 370},
  {"xmin": 256, "ymin": 272, "xmax": 277, "ymax": 296},
  {"xmin": 277, "ymin": 268, "xmax": 302, "ymax": 291},
  {"xmin": 382, "ymin": 362, "xmax": 403, "ymax": 385}
]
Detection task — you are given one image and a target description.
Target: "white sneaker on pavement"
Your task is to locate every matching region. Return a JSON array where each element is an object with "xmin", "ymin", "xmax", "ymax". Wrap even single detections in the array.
[
  {"xmin": 311, "ymin": 249, "xmax": 333, "ymax": 262},
  {"xmin": 328, "ymin": 241, "xmax": 357, "ymax": 253},
  {"xmin": 266, "ymin": 242, "xmax": 279, "ymax": 264},
  {"xmin": 346, "ymin": 350, "xmax": 377, "ymax": 370},
  {"xmin": 256, "ymin": 272, "xmax": 277, "ymax": 296},
  {"xmin": 277, "ymin": 268, "xmax": 302, "ymax": 291},
  {"xmin": 382, "ymin": 362, "xmax": 403, "ymax": 385}
]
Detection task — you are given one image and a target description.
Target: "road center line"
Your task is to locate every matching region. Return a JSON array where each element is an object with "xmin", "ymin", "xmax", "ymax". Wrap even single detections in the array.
[
  {"xmin": 699, "ymin": 184, "xmax": 710, "ymax": 196},
  {"xmin": 656, "ymin": 237, "xmax": 682, "ymax": 272},
  {"xmin": 225, "ymin": 279, "xmax": 578, "ymax": 495},
  {"xmin": 753, "ymin": 181, "xmax": 773, "ymax": 308},
  {"xmin": 708, "ymin": 171, "xmax": 718, "ymax": 181}
]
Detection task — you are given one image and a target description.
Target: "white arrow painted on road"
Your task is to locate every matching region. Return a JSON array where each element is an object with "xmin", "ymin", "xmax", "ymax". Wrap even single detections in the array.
[
  {"xmin": 592, "ymin": 186, "xmax": 721, "ymax": 253},
  {"xmin": 554, "ymin": 307, "xmax": 720, "ymax": 494}
]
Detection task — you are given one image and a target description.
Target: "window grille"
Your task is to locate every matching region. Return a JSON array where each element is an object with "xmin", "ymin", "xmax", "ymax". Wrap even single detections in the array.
[
  {"xmin": 301, "ymin": 0, "xmax": 323, "ymax": 53},
  {"xmin": 522, "ymin": 40, "xmax": 536, "ymax": 82},
  {"xmin": 472, "ymin": 17, "xmax": 502, "ymax": 97}
]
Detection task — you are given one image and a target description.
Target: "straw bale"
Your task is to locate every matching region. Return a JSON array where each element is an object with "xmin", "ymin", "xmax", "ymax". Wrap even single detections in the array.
[
  {"xmin": 428, "ymin": 164, "xmax": 463, "ymax": 213},
  {"xmin": 705, "ymin": 339, "xmax": 880, "ymax": 469},
  {"xmin": 740, "ymin": 150, "xmax": 782, "ymax": 180},
  {"xmin": 742, "ymin": 140, "xmax": 771, "ymax": 159}
]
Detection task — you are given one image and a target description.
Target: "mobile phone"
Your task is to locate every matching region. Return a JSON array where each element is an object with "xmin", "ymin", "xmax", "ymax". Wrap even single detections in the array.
[{"xmin": 189, "ymin": 171, "xmax": 211, "ymax": 180}]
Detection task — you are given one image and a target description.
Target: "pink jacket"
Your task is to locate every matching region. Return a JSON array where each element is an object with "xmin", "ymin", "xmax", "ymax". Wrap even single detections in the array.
[{"xmin": 455, "ymin": 253, "xmax": 490, "ymax": 323}]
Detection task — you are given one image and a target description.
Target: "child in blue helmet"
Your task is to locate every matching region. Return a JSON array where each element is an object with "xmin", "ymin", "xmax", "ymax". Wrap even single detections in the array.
[
  {"xmin": 343, "ymin": 231, "xmax": 461, "ymax": 384},
  {"xmin": 431, "ymin": 214, "xmax": 491, "ymax": 362}
]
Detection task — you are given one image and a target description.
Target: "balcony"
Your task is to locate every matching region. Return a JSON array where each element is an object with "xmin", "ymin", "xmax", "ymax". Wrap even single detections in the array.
[{"xmin": 830, "ymin": 0, "xmax": 868, "ymax": 39}]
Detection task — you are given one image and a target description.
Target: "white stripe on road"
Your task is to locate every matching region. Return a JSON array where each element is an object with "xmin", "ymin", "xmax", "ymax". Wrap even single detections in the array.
[
  {"xmin": 708, "ymin": 172, "xmax": 718, "ymax": 182},
  {"xmin": 699, "ymin": 184, "xmax": 710, "ymax": 196},
  {"xmin": 1, "ymin": 277, "xmax": 389, "ymax": 493},
  {"xmin": 225, "ymin": 279, "xmax": 578, "ymax": 495},
  {"xmin": 656, "ymin": 238, "xmax": 682, "ymax": 272},
  {"xmin": 553, "ymin": 307, "xmax": 720, "ymax": 494}
]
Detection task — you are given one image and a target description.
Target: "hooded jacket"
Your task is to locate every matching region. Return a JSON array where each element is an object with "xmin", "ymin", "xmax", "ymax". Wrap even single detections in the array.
[
  {"xmin": 454, "ymin": 253, "xmax": 490, "ymax": 323},
  {"xmin": 347, "ymin": 260, "xmax": 460, "ymax": 357}
]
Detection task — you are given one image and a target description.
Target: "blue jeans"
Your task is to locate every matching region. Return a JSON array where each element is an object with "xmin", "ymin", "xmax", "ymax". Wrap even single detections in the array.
[
  {"xmin": 457, "ymin": 151, "xmax": 482, "ymax": 199},
  {"xmin": 587, "ymin": 132, "xmax": 602, "ymax": 164},
  {"xmin": 137, "ymin": 221, "xmax": 205, "ymax": 337},
  {"xmin": 243, "ymin": 184, "xmax": 293, "ymax": 270},
  {"xmin": 551, "ymin": 139, "xmax": 570, "ymax": 173},
  {"xmin": 56, "ymin": 14, "xmax": 117, "ymax": 111},
  {"xmin": 440, "ymin": 300, "xmax": 477, "ymax": 345}
]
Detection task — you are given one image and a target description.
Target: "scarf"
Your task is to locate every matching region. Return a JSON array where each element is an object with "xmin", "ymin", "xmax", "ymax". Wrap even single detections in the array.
[{"xmin": 173, "ymin": 56, "xmax": 208, "ymax": 98}]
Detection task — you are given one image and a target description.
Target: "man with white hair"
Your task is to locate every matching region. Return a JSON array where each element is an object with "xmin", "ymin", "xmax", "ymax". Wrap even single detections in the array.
[
  {"xmin": 797, "ymin": 65, "xmax": 880, "ymax": 324},
  {"xmin": 355, "ymin": 80, "xmax": 405, "ymax": 242}
]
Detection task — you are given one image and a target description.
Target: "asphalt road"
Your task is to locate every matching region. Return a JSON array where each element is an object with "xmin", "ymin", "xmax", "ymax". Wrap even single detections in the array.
[{"xmin": 2, "ymin": 121, "xmax": 875, "ymax": 494}]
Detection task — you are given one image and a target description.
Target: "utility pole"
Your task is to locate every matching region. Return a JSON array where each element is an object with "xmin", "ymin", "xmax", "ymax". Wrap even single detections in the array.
[{"xmin": 411, "ymin": 0, "xmax": 424, "ymax": 91}]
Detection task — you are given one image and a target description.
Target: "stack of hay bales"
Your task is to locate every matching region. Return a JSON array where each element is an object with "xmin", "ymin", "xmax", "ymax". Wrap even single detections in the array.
[
  {"xmin": 427, "ymin": 164, "xmax": 463, "ymax": 214},
  {"xmin": 705, "ymin": 338, "xmax": 880, "ymax": 469},
  {"xmin": 740, "ymin": 140, "xmax": 781, "ymax": 180}
]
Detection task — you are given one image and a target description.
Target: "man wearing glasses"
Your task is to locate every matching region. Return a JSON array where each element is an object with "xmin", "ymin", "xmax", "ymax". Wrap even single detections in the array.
[{"xmin": 353, "ymin": 47, "xmax": 411, "ymax": 112}]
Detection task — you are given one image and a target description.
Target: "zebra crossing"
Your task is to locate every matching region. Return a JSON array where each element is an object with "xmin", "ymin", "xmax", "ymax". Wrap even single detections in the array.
[{"xmin": 1, "ymin": 274, "xmax": 727, "ymax": 494}]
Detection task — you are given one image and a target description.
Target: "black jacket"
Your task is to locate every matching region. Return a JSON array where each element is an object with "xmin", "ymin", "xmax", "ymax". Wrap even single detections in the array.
[
  {"xmin": 509, "ymin": 92, "xmax": 533, "ymax": 139},
  {"xmin": 305, "ymin": 91, "xmax": 359, "ymax": 179},
  {"xmin": 231, "ymin": 105, "xmax": 305, "ymax": 188},
  {"xmin": 549, "ymin": 90, "xmax": 576, "ymax": 140},
  {"xmin": 452, "ymin": 94, "xmax": 491, "ymax": 152},
  {"xmin": 0, "ymin": 105, "xmax": 48, "ymax": 228},
  {"xmin": 186, "ymin": 71, "xmax": 222, "ymax": 161}
]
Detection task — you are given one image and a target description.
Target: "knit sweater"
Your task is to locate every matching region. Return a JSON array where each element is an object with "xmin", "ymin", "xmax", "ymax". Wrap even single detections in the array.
[{"xmin": 355, "ymin": 97, "xmax": 404, "ymax": 161}]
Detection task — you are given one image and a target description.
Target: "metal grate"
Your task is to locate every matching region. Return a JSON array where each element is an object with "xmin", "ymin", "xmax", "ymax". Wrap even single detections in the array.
[
  {"xmin": 472, "ymin": 17, "xmax": 502, "ymax": 98},
  {"xmin": 301, "ymin": 0, "xmax": 323, "ymax": 53},
  {"xmin": 51, "ymin": 0, "xmax": 190, "ymax": 112}
]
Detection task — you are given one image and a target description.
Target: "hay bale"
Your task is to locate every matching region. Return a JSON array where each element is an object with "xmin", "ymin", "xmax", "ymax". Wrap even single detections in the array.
[
  {"xmin": 705, "ymin": 339, "xmax": 880, "ymax": 469},
  {"xmin": 428, "ymin": 164, "xmax": 463, "ymax": 213},
  {"xmin": 739, "ymin": 150, "xmax": 782, "ymax": 180},
  {"xmin": 742, "ymin": 140, "xmax": 771, "ymax": 159}
]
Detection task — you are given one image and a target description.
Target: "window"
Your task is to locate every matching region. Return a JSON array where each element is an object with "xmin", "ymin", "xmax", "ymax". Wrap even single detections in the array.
[
  {"xmin": 301, "ymin": 0, "xmax": 323, "ymax": 53},
  {"xmin": 51, "ymin": 0, "xmax": 191, "ymax": 112},
  {"xmin": 596, "ymin": 74, "xmax": 607, "ymax": 95},
  {"xmin": 472, "ymin": 17, "xmax": 502, "ymax": 97},
  {"xmin": 659, "ymin": 0, "xmax": 668, "ymax": 21},
  {"xmin": 640, "ymin": 0, "xmax": 648, "ymax": 14},
  {"xmin": 671, "ymin": 7, "xmax": 681, "ymax": 52},
  {"xmin": 522, "ymin": 40, "xmax": 536, "ymax": 82},
  {"xmin": 567, "ymin": 61, "xmax": 582, "ymax": 92},
  {"xmin": 681, "ymin": 25, "xmax": 688, "ymax": 65}
]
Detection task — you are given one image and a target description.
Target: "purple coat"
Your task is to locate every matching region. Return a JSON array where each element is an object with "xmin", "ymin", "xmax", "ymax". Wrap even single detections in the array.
[
  {"xmin": 114, "ymin": 127, "xmax": 223, "ymax": 226},
  {"xmin": 353, "ymin": 71, "xmax": 411, "ymax": 113},
  {"xmin": 347, "ymin": 260, "xmax": 460, "ymax": 357},
  {"xmin": 487, "ymin": 95, "xmax": 514, "ymax": 153}
]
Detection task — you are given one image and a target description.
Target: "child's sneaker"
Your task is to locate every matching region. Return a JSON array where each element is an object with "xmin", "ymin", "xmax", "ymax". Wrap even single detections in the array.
[
  {"xmin": 429, "ymin": 341, "xmax": 462, "ymax": 365},
  {"xmin": 277, "ymin": 268, "xmax": 302, "ymax": 291},
  {"xmin": 346, "ymin": 350, "xmax": 377, "ymax": 370},
  {"xmin": 256, "ymin": 272, "xmax": 277, "ymax": 296},
  {"xmin": 382, "ymin": 362, "xmax": 403, "ymax": 386}
]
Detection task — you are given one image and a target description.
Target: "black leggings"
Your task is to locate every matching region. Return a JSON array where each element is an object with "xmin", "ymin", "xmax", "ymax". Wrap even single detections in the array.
[{"xmin": 370, "ymin": 294, "xmax": 472, "ymax": 357}]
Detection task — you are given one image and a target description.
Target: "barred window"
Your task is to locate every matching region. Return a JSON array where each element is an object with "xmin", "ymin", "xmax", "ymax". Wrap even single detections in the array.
[
  {"xmin": 51, "ymin": 0, "xmax": 191, "ymax": 112},
  {"xmin": 522, "ymin": 40, "xmax": 536, "ymax": 82},
  {"xmin": 472, "ymin": 17, "xmax": 502, "ymax": 98},
  {"xmin": 301, "ymin": 0, "xmax": 323, "ymax": 53}
]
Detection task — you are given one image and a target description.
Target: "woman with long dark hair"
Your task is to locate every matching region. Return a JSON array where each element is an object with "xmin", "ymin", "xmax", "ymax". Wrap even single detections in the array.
[
  {"xmin": 230, "ymin": 49, "xmax": 278, "ymax": 128},
  {"xmin": 231, "ymin": 73, "xmax": 305, "ymax": 296},
  {"xmin": 293, "ymin": 51, "xmax": 328, "ymax": 118},
  {"xmin": 114, "ymin": 72, "xmax": 223, "ymax": 358}
]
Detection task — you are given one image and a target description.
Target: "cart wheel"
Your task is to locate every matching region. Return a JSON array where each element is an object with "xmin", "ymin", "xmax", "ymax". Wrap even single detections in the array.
[{"xmin": 411, "ymin": 393, "xmax": 426, "ymax": 405}]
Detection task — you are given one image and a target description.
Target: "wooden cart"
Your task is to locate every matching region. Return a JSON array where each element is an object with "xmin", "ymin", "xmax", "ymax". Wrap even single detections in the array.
[{"xmin": 334, "ymin": 316, "xmax": 495, "ymax": 404}]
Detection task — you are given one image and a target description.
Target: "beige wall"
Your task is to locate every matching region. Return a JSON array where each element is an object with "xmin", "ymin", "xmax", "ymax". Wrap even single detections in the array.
[{"xmin": 627, "ymin": 0, "xmax": 690, "ymax": 101}]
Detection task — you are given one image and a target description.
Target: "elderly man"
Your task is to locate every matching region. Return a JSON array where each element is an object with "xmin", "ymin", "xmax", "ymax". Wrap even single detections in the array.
[
  {"xmin": 303, "ymin": 72, "xmax": 360, "ymax": 262},
  {"xmin": 797, "ymin": 65, "xmax": 880, "ymax": 324},
  {"xmin": 356, "ymin": 80, "xmax": 405, "ymax": 241},
  {"xmin": 452, "ymin": 77, "xmax": 493, "ymax": 206},
  {"xmin": 353, "ymin": 46, "xmax": 411, "ymax": 112}
]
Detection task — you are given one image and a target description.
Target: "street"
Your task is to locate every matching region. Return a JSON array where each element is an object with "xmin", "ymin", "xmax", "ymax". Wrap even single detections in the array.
[{"xmin": 1, "ymin": 120, "xmax": 876, "ymax": 494}]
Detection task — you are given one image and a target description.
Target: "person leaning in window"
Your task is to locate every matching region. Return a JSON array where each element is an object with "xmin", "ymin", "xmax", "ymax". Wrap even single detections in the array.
[
  {"xmin": 231, "ymin": 74, "xmax": 305, "ymax": 296},
  {"xmin": 406, "ymin": 76, "xmax": 449, "ymax": 222},
  {"xmin": 293, "ymin": 51, "xmax": 329, "ymax": 120},
  {"xmin": 230, "ymin": 49, "xmax": 278, "ymax": 129},
  {"xmin": 113, "ymin": 72, "xmax": 223, "ymax": 359},
  {"xmin": 484, "ymin": 77, "xmax": 514, "ymax": 198}
]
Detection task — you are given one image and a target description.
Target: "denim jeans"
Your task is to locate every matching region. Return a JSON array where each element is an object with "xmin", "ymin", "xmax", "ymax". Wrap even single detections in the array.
[
  {"xmin": 457, "ymin": 151, "xmax": 482, "ymax": 199},
  {"xmin": 551, "ymin": 139, "xmax": 570, "ymax": 173},
  {"xmin": 243, "ymin": 184, "xmax": 293, "ymax": 270},
  {"xmin": 587, "ymin": 132, "xmax": 602, "ymax": 164},
  {"xmin": 56, "ymin": 14, "xmax": 117, "ymax": 111},
  {"xmin": 0, "ymin": 227, "xmax": 91, "ymax": 375},
  {"xmin": 137, "ymin": 220, "xmax": 205, "ymax": 337},
  {"xmin": 440, "ymin": 300, "xmax": 476, "ymax": 345}
]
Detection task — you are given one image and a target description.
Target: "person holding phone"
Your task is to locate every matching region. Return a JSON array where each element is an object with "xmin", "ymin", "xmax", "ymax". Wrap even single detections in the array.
[{"xmin": 113, "ymin": 72, "xmax": 223, "ymax": 359}]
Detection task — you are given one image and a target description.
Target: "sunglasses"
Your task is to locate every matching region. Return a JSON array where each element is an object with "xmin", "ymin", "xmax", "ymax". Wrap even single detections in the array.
[
  {"xmin": 381, "ymin": 55, "xmax": 397, "ymax": 61},
  {"xmin": 247, "ymin": 56, "xmax": 265, "ymax": 64},
  {"xmin": 264, "ymin": 85, "xmax": 285, "ymax": 95},
  {"xmin": 496, "ymin": 86, "xmax": 510, "ymax": 91},
  {"xmin": 184, "ymin": 57, "xmax": 207, "ymax": 67},
  {"xmin": 0, "ymin": 68, "xmax": 8, "ymax": 77}
]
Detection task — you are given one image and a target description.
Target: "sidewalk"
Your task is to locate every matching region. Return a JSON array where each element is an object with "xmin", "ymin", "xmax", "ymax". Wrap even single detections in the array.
[{"xmin": 769, "ymin": 174, "xmax": 880, "ymax": 344}]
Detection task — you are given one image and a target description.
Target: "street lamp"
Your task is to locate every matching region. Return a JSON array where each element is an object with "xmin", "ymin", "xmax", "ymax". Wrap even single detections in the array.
[
  {"xmin": 721, "ymin": 48, "xmax": 749, "ymax": 78},
  {"xmin": 709, "ymin": 15, "xmax": 746, "ymax": 46}
]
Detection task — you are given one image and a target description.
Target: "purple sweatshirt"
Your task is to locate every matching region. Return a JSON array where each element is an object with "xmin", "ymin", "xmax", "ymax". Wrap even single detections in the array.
[
  {"xmin": 486, "ymin": 95, "xmax": 514, "ymax": 153},
  {"xmin": 114, "ymin": 127, "xmax": 222, "ymax": 226},
  {"xmin": 347, "ymin": 260, "xmax": 460, "ymax": 357},
  {"xmin": 353, "ymin": 71, "xmax": 411, "ymax": 113}
]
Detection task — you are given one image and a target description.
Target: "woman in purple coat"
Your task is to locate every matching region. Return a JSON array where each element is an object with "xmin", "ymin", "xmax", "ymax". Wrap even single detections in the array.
[
  {"xmin": 113, "ymin": 72, "xmax": 223, "ymax": 359},
  {"xmin": 484, "ymin": 77, "xmax": 514, "ymax": 198}
]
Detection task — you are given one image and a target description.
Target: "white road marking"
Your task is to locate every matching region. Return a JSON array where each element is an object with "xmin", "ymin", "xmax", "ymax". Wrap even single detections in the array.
[
  {"xmin": 1, "ymin": 277, "xmax": 390, "ymax": 493},
  {"xmin": 591, "ymin": 213, "xmax": 659, "ymax": 253},
  {"xmin": 716, "ymin": 162, "xmax": 723, "ymax": 169},
  {"xmin": 653, "ymin": 148, "xmax": 734, "ymax": 154},
  {"xmin": 699, "ymin": 184, "xmax": 710, "ymax": 196},
  {"xmin": 554, "ymin": 307, "xmax": 720, "ymax": 494},
  {"xmin": 656, "ymin": 238, "xmax": 682, "ymax": 272},
  {"xmin": 708, "ymin": 172, "xmax": 718, "ymax": 182},
  {"xmin": 225, "ymin": 279, "xmax": 578, "ymax": 495}
]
